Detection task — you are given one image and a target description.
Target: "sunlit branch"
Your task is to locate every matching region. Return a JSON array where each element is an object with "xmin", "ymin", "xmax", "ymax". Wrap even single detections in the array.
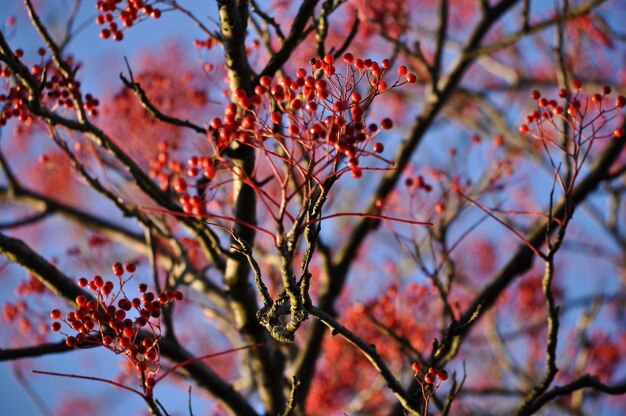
[
  {"xmin": 470, "ymin": 0, "xmax": 607, "ymax": 59},
  {"xmin": 119, "ymin": 71, "xmax": 206, "ymax": 134},
  {"xmin": 517, "ymin": 374, "xmax": 626, "ymax": 416},
  {"xmin": 0, "ymin": 232, "xmax": 92, "ymax": 304},
  {"xmin": 301, "ymin": 0, "xmax": 521, "ymax": 405},
  {"xmin": 433, "ymin": 133, "xmax": 626, "ymax": 366},
  {"xmin": 308, "ymin": 305, "xmax": 422, "ymax": 416}
]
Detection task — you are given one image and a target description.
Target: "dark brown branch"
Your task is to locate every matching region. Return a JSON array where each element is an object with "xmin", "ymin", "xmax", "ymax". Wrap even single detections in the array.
[
  {"xmin": 0, "ymin": 210, "xmax": 51, "ymax": 229},
  {"xmin": 0, "ymin": 232, "xmax": 90, "ymax": 304},
  {"xmin": 217, "ymin": 1, "xmax": 285, "ymax": 413},
  {"xmin": 470, "ymin": 0, "xmax": 607, "ymax": 59},
  {"xmin": 258, "ymin": 0, "xmax": 320, "ymax": 79},
  {"xmin": 517, "ymin": 374, "xmax": 626, "ymax": 416},
  {"xmin": 0, "ymin": 29, "xmax": 228, "ymax": 274},
  {"xmin": 297, "ymin": 0, "xmax": 520, "ymax": 405},
  {"xmin": 434, "ymin": 134, "xmax": 626, "ymax": 365},
  {"xmin": 0, "ymin": 338, "xmax": 257, "ymax": 415},
  {"xmin": 158, "ymin": 339, "xmax": 259, "ymax": 416},
  {"xmin": 0, "ymin": 341, "xmax": 75, "ymax": 361},
  {"xmin": 119, "ymin": 72, "xmax": 206, "ymax": 134},
  {"xmin": 431, "ymin": 0, "xmax": 449, "ymax": 90},
  {"xmin": 250, "ymin": 0, "xmax": 285, "ymax": 40},
  {"xmin": 308, "ymin": 305, "xmax": 422, "ymax": 415}
]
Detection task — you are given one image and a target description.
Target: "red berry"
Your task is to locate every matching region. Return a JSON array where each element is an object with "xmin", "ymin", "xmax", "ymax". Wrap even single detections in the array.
[
  {"xmin": 113, "ymin": 262, "xmax": 124, "ymax": 276},
  {"xmin": 406, "ymin": 73, "xmax": 417, "ymax": 83},
  {"xmin": 37, "ymin": 47, "xmax": 46, "ymax": 56},
  {"xmin": 343, "ymin": 52, "xmax": 354, "ymax": 63},
  {"xmin": 78, "ymin": 277, "xmax": 88, "ymax": 287},
  {"xmin": 398, "ymin": 65, "xmax": 408, "ymax": 76},
  {"xmin": 75, "ymin": 295, "xmax": 87, "ymax": 306},
  {"xmin": 603, "ymin": 85, "xmax": 612, "ymax": 95},
  {"xmin": 411, "ymin": 362, "xmax": 421, "ymax": 373},
  {"xmin": 210, "ymin": 117, "xmax": 222, "ymax": 130},
  {"xmin": 66, "ymin": 336, "xmax": 77, "ymax": 348},
  {"xmin": 100, "ymin": 29, "xmax": 111, "ymax": 39},
  {"xmin": 373, "ymin": 142, "xmax": 384, "ymax": 153},
  {"xmin": 323, "ymin": 54, "xmax": 334, "ymax": 64},
  {"xmin": 51, "ymin": 322, "xmax": 62, "ymax": 331},
  {"xmin": 436, "ymin": 369, "xmax": 448, "ymax": 381},
  {"xmin": 613, "ymin": 128, "xmax": 624, "ymax": 138},
  {"xmin": 259, "ymin": 75, "xmax": 272, "ymax": 88},
  {"xmin": 616, "ymin": 96, "xmax": 626, "ymax": 108},
  {"xmin": 136, "ymin": 361, "xmax": 148, "ymax": 372},
  {"xmin": 123, "ymin": 326, "xmax": 135, "ymax": 338},
  {"xmin": 572, "ymin": 79, "xmax": 582, "ymax": 90},
  {"xmin": 145, "ymin": 377, "xmax": 156, "ymax": 389},
  {"xmin": 381, "ymin": 118, "xmax": 393, "ymax": 130},
  {"xmin": 173, "ymin": 177, "xmax": 187, "ymax": 193},
  {"xmin": 519, "ymin": 124, "xmax": 529, "ymax": 134},
  {"xmin": 270, "ymin": 111, "xmax": 282, "ymax": 124},
  {"xmin": 119, "ymin": 337, "xmax": 131, "ymax": 349},
  {"xmin": 381, "ymin": 59, "xmax": 390, "ymax": 69},
  {"xmin": 254, "ymin": 85, "xmax": 266, "ymax": 96},
  {"xmin": 125, "ymin": 263, "xmax": 136, "ymax": 273},
  {"xmin": 50, "ymin": 309, "xmax": 61, "ymax": 319},
  {"xmin": 530, "ymin": 90, "xmax": 541, "ymax": 100},
  {"xmin": 93, "ymin": 275, "xmax": 104, "ymax": 288},
  {"xmin": 424, "ymin": 373, "xmax": 435, "ymax": 384},
  {"xmin": 145, "ymin": 349, "xmax": 157, "ymax": 361}
]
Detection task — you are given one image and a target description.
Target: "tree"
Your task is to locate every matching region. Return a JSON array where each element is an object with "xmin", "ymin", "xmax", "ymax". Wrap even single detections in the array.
[{"xmin": 1, "ymin": 0, "xmax": 625, "ymax": 414}]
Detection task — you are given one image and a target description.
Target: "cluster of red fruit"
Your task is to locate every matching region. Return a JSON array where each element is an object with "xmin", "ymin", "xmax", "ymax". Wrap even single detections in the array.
[
  {"xmin": 351, "ymin": 0, "xmax": 408, "ymax": 40},
  {"xmin": 49, "ymin": 263, "xmax": 183, "ymax": 392},
  {"xmin": 204, "ymin": 53, "xmax": 416, "ymax": 180},
  {"xmin": 518, "ymin": 81, "xmax": 625, "ymax": 139},
  {"xmin": 0, "ymin": 48, "xmax": 100, "ymax": 125},
  {"xmin": 192, "ymin": 37, "xmax": 217, "ymax": 50},
  {"xmin": 148, "ymin": 141, "xmax": 185, "ymax": 191},
  {"xmin": 96, "ymin": 0, "xmax": 162, "ymax": 41},
  {"xmin": 411, "ymin": 362, "xmax": 448, "ymax": 385},
  {"xmin": 0, "ymin": 82, "xmax": 30, "ymax": 126},
  {"xmin": 147, "ymin": 141, "xmax": 216, "ymax": 214},
  {"xmin": 43, "ymin": 73, "xmax": 99, "ymax": 117},
  {"xmin": 405, "ymin": 175, "xmax": 433, "ymax": 192}
]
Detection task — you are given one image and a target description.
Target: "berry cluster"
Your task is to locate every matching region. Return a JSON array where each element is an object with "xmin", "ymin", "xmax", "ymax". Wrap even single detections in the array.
[
  {"xmin": 43, "ymin": 73, "xmax": 99, "ymax": 117},
  {"xmin": 350, "ymin": 0, "xmax": 408, "ymax": 40},
  {"xmin": 203, "ymin": 53, "xmax": 415, "ymax": 181},
  {"xmin": 518, "ymin": 81, "xmax": 625, "ymax": 143},
  {"xmin": 96, "ymin": 0, "xmax": 162, "ymax": 41},
  {"xmin": 147, "ymin": 142, "xmax": 217, "ymax": 214},
  {"xmin": 411, "ymin": 362, "xmax": 448, "ymax": 385},
  {"xmin": 0, "ymin": 82, "xmax": 30, "ymax": 126},
  {"xmin": 49, "ymin": 263, "xmax": 183, "ymax": 393},
  {"xmin": 193, "ymin": 37, "xmax": 216, "ymax": 50},
  {"xmin": 0, "ymin": 49, "xmax": 100, "ymax": 125},
  {"xmin": 405, "ymin": 175, "xmax": 433, "ymax": 192},
  {"xmin": 148, "ymin": 141, "xmax": 184, "ymax": 190},
  {"xmin": 411, "ymin": 362, "xmax": 448, "ymax": 415}
]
